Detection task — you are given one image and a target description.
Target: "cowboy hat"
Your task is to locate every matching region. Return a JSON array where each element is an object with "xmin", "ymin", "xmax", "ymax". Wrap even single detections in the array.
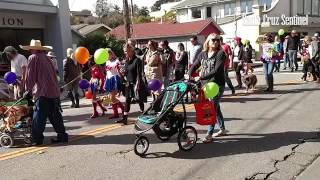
[
  {"xmin": 47, "ymin": 51, "xmax": 56, "ymax": 58},
  {"xmin": 20, "ymin": 39, "xmax": 52, "ymax": 51}
]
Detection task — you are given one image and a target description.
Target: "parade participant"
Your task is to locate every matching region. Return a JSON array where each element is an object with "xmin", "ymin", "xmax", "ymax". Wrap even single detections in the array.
[
  {"xmin": 116, "ymin": 43, "xmax": 147, "ymax": 125},
  {"xmin": 301, "ymin": 36, "xmax": 317, "ymax": 81},
  {"xmin": 261, "ymin": 34, "xmax": 276, "ymax": 92},
  {"xmin": 47, "ymin": 51, "xmax": 58, "ymax": 73},
  {"xmin": 3, "ymin": 46, "xmax": 28, "ymax": 99},
  {"xmin": 175, "ymin": 43, "xmax": 188, "ymax": 81},
  {"xmin": 188, "ymin": 35, "xmax": 203, "ymax": 69},
  {"xmin": 104, "ymin": 48, "xmax": 124, "ymax": 119},
  {"xmin": 287, "ymin": 30, "xmax": 301, "ymax": 72},
  {"xmin": 273, "ymin": 36, "xmax": 283, "ymax": 72},
  {"xmin": 145, "ymin": 40, "xmax": 162, "ymax": 99},
  {"xmin": 188, "ymin": 33, "xmax": 227, "ymax": 143},
  {"xmin": 159, "ymin": 40, "xmax": 175, "ymax": 88},
  {"xmin": 220, "ymin": 37, "xmax": 235, "ymax": 95},
  {"xmin": 90, "ymin": 65, "xmax": 107, "ymax": 118},
  {"xmin": 310, "ymin": 33, "xmax": 320, "ymax": 82},
  {"xmin": 128, "ymin": 38, "xmax": 143, "ymax": 57},
  {"xmin": 22, "ymin": 39, "xmax": 68, "ymax": 145},
  {"xmin": 63, "ymin": 48, "xmax": 81, "ymax": 108},
  {"xmin": 233, "ymin": 37, "xmax": 244, "ymax": 88},
  {"xmin": 283, "ymin": 35, "xmax": 290, "ymax": 70}
]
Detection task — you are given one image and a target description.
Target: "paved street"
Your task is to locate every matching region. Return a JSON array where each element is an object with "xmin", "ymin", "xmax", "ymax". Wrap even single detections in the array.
[{"xmin": 0, "ymin": 67, "xmax": 320, "ymax": 180}]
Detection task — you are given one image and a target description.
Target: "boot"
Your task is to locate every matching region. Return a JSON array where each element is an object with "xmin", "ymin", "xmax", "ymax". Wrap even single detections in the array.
[
  {"xmin": 97, "ymin": 100, "xmax": 107, "ymax": 116},
  {"xmin": 269, "ymin": 79, "xmax": 274, "ymax": 92},
  {"xmin": 68, "ymin": 91, "xmax": 75, "ymax": 108},
  {"xmin": 75, "ymin": 93, "xmax": 80, "ymax": 108},
  {"xmin": 108, "ymin": 103, "xmax": 119, "ymax": 119},
  {"xmin": 115, "ymin": 115, "xmax": 127, "ymax": 125},
  {"xmin": 91, "ymin": 102, "xmax": 99, "ymax": 118},
  {"xmin": 264, "ymin": 79, "xmax": 270, "ymax": 92},
  {"xmin": 117, "ymin": 102, "xmax": 124, "ymax": 114},
  {"xmin": 235, "ymin": 75, "xmax": 242, "ymax": 88}
]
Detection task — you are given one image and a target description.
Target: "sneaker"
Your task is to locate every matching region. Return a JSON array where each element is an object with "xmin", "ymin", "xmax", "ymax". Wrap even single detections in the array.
[
  {"xmin": 231, "ymin": 89, "xmax": 236, "ymax": 96},
  {"xmin": 202, "ymin": 135, "xmax": 213, "ymax": 143},
  {"xmin": 212, "ymin": 129, "xmax": 227, "ymax": 137}
]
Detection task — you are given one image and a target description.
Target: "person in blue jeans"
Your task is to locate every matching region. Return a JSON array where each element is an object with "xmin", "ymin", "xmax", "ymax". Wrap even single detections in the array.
[
  {"xmin": 261, "ymin": 34, "xmax": 276, "ymax": 92},
  {"xmin": 188, "ymin": 33, "xmax": 227, "ymax": 143}
]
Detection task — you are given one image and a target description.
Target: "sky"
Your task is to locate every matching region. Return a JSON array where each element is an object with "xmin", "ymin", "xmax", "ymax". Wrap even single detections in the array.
[{"xmin": 51, "ymin": 0, "xmax": 158, "ymax": 11}]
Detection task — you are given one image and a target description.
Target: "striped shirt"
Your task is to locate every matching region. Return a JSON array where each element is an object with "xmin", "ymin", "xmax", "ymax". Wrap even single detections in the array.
[{"xmin": 25, "ymin": 52, "xmax": 60, "ymax": 98}]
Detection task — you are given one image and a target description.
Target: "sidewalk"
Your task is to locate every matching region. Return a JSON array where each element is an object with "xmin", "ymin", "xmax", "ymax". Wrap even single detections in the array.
[{"xmin": 296, "ymin": 156, "xmax": 320, "ymax": 180}]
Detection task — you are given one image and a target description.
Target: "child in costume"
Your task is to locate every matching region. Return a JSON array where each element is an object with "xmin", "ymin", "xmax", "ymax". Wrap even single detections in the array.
[
  {"xmin": 104, "ymin": 49, "xmax": 124, "ymax": 119},
  {"xmin": 90, "ymin": 66, "xmax": 107, "ymax": 118}
]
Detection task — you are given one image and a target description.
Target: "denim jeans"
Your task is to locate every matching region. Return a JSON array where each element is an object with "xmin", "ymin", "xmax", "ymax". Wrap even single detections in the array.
[
  {"xmin": 288, "ymin": 50, "xmax": 298, "ymax": 70},
  {"xmin": 207, "ymin": 85, "xmax": 225, "ymax": 135},
  {"xmin": 263, "ymin": 62, "xmax": 275, "ymax": 90},
  {"xmin": 224, "ymin": 70, "xmax": 235, "ymax": 91},
  {"xmin": 32, "ymin": 97, "xmax": 68, "ymax": 144},
  {"xmin": 283, "ymin": 53, "xmax": 290, "ymax": 68}
]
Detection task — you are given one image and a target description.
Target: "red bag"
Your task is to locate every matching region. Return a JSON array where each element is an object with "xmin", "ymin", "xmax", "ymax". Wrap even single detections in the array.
[{"xmin": 194, "ymin": 90, "xmax": 216, "ymax": 125}]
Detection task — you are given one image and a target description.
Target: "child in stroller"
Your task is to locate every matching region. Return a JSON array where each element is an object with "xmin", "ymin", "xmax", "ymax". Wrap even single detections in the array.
[
  {"xmin": 0, "ymin": 97, "xmax": 34, "ymax": 148},
  {"xmin": 133, "ymin": 81, "xmax": 200, "ymax": 156}
]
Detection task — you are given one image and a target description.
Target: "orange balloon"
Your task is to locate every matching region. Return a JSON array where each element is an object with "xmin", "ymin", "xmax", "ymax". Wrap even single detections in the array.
[
  {"xmin": 74, "ymin": 47, "xmax": 90, "ymax": 65},
  {"xmin": 85, "ymin": 91, "xmax": 93, "ymax": 99}
]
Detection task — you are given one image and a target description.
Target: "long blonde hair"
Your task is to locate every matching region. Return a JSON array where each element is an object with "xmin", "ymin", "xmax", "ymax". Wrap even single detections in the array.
[{"xmin": 203, "ymin": 33, "xmax": 222, "ymax": 52}]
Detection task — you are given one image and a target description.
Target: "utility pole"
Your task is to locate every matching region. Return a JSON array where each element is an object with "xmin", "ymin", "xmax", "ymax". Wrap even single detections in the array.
[
  {"xmin": 130, "ymin": 0, "xmax": 134, "ymax": 22},
  {"xmin": 123, "ymin": 0, "xmax": 131, "ymax": 41}
]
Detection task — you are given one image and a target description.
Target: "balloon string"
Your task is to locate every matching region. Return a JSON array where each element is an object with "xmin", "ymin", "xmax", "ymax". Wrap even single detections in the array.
[{"xmin": 60, "ymin": 64, "xmax": 97, "ymax": 89}]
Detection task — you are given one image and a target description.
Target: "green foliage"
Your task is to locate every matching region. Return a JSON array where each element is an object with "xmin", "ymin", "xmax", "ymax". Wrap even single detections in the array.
[
  {"xmin": 78, "ymin": 33, "xmax": 125, "ymax": 57},
  {"xmin": 95, "ymin": 0, "xmax": 110, "ymax": 19},
  {"xmin": 138, "ymin": 6, "xmax": 150, "ymax": 16},
  {"xmin": 132, "ymin": 16, "xmax": 152, "ymax": 24}
]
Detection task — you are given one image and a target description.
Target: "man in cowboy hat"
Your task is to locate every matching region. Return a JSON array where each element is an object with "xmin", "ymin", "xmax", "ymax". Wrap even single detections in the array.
[
  {"xmin": 63, "ymin": 48, "xmax": 81, "ymax": 108},
  {"xmin": 21, "ymin": 39, "xmax": 68, "ymax": 145},
  {"xmin": 3, "ymin": 46, "xmax": 28, "ymax": 99}
]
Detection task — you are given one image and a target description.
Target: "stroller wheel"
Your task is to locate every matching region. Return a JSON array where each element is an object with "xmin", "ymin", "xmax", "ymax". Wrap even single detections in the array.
[
  {"xmin": 0, "ymin": 134, "xmax": 14, "ymax": 148},
  {"xmin": 134, "ymin": 136, "xmax": 149, "ymax": 157},
  {"xmin": 177, "ymin": 126, "xmax": 197, "ymax": 151}
]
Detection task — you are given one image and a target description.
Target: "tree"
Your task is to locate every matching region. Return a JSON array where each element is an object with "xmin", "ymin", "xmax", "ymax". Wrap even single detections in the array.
[
  {"xmin": 78, "ymin": 33, "xmax": 125, "ymax": 57},
  {"xmin": 132, "ymin": 16, "xmax": 152, "ymax": 24},
  {"xmin": 95, "ymin": 0, "xmax": 110, "ymax": 21},
  {"xmin": 113, "ymin": 4, "xmax": 121, "ymax": 13},
  {"xmin": 151, "ymin": 0, "xmax": 181, "ymax": 12},
  {"xmin": 138, "ymin": 6, "xmax": 149, "ymax": 17}
]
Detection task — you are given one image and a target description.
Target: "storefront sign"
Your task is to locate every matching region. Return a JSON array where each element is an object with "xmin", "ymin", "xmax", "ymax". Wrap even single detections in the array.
[
  {"xmin": 242, "ymin": 14, "xmax": 309, "ymax": 26},
  {"xmin": 0, "ymin": 13, "xmax": 44, "ymax": 28}
]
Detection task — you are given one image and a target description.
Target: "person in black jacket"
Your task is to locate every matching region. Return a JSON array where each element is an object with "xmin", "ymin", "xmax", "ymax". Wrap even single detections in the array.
[
  {"xmin": 233, "ymin": 37, "xmax": 244, "ymax": 88},
  {"xmin": 188, "ymin": 33, "xmax": 227, "ymax": 143},
  {"xmin": 287, "ymin": 30, "xmax": 301, "ymax": 72},
  {"xmin": 116, "ymin": 43, "xmax": 147, "ymax": 125},
  {"xmin": 175, "ymin": 43, "xmax": 188, "ymax": 81}
]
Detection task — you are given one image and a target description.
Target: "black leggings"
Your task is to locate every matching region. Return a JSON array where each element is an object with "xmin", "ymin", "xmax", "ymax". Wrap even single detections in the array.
[{"xmin": 125, "ymin": 97, "xmax": 144, "ymax": 113}]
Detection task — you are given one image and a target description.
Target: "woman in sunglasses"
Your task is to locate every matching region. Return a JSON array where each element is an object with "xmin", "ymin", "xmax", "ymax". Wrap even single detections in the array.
[{"xmin": 188, "ymin": 33, "xmax": 227, "ymax": 143}]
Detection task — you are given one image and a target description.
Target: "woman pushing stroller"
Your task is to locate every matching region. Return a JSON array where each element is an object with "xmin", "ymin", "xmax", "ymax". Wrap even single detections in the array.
[{"xmin": 188, "ymin": 33, "xmax": 227, "ymax": 143}]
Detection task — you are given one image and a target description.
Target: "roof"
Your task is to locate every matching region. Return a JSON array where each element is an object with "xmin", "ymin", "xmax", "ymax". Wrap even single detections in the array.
[
  {"xmin": 173, "ymin": 0, "xmax": 232, "ymax": 9},
  {"xmin": 109, "ymin": 19, "xmax": 224, "ymax": 40},
  {"xmin": 71, "ymin": 24, "xmax": 112, "ymax": 36},
  {"xmin": 71, "ymin": 10, "xmax": 92, "ymax": 17}
]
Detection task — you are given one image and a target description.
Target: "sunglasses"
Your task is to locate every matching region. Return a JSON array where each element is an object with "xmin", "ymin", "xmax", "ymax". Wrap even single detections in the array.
[{"xmin": 211, "ymin": 38, "xmax": 220, "ymax": 42}]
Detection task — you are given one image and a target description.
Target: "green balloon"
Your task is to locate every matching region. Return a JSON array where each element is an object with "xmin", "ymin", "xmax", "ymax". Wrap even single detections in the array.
[
  {"xmin": 94, "ymin": 48, "xmax": 109, "ymax": 65},
  {"xmin": 57, "ymin": 75, "xmax": 60, "ymax": 82},
  {"xmin": 203, "ymin": 82, "xmax": 219, "ymax": 99},
  {"xmin": 278, "ymin": 29, "xmax": 285, "ymax": 36}
]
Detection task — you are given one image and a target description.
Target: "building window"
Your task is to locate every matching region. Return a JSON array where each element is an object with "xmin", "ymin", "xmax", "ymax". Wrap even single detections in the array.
[
  {"xmin": 207, "ymin": 7, "xmax": 212, "ymax": 18},
  {"xmin": 224, "ymin": 2, "xmax": 236, "ymax": 16},
  {"xmin": 191, "ymin": 7, "xmax": 202, "ymax": 19},
  {"xmin": 241, "ymin": 0, "xmax": 253, "ymax": 13},
  {"xmin": 297, "ymin": 0, "xmax": 304, "ymax": 14},
  {"xmin": 312, "ymin": 0, "xmax": 319, "ymax": 15},
  {"xmin": 259, "ymin": 0, "xmax": 272, "ymax": 10},
  {"xmin": 304, "ymin": 0, "xmax": 312, "ymax": 15}
]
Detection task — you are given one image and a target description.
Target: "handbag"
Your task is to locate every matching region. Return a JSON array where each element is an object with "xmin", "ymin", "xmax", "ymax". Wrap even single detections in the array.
[{"xmin": 194, "ymin": 89, "xmax": 216, "ymax": 125}]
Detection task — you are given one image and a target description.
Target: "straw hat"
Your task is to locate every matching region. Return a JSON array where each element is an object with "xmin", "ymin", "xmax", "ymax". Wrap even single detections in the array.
[
  {"xmin": 47, "ymin": 51, "xmax": 56, "ymax": 58},
  {"xmin": 20, "ymin": 39, "xmax": 52, "ymax": 51}
]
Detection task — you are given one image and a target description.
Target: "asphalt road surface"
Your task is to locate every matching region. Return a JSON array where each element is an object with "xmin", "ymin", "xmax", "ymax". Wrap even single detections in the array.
[{"xmin": 0, "ymin": 67, "xmax": 320, "ymax": 180}]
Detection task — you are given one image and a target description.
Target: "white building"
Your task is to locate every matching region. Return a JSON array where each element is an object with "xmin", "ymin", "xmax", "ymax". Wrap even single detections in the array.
[
  {"xmin": 173, "ymin": 0, "xmax": 320, "ymax": 53},
  {"xmin": 150, "ymin": 1, "xmax": 182, "ymax": 19},
  {"xmin": 0, "ymin": 0, "xmax": 72, "ymax": 76}
]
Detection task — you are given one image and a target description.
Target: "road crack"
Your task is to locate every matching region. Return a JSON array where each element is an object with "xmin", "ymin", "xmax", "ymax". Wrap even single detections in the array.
[{"xmin": 247, "ymin": 132, "xmax": 320, "ymax": 180}]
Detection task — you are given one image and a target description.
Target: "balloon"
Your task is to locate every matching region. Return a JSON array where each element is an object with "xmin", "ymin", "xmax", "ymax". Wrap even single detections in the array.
[
  {"xmin": 74, "ymin": 47, "xmax": 90, "ymax": 65},
  {"xmin": 57, "ymin": 76, "xmax": 60, "ymax": 82},
  {"xmin": 203, "ymin": 82, "xmax": 219, "ymax": 99},
  {"xmin": 94, "ymin": 48, "xmax": 109, "ymax": 65},
  {"xmin": 148, "ymin": 79, "xmax": 161, "ymax": 91},
  {"xmin": 85, "ymin": 91, "xmax": 93, "ymax": 99},
  {"xmin": 241, "ymin": 39, "xmax": 246, "ymax": 45},
  {"xmin": 4, "ymin": 72, "xmax": 17, "ymax": 84},
  {"xmin": 79, "ymin": 79, "xmax": 90, "ymax": 89},
  {"xmin": 278, "ymin": 29, "xmax": 285, "ymax": 36}
]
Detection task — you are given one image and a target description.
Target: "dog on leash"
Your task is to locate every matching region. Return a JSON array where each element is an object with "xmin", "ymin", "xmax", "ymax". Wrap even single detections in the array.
[{"xmin": 242, "ymin": 73, "xmax": 257, "ymax": 93}]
